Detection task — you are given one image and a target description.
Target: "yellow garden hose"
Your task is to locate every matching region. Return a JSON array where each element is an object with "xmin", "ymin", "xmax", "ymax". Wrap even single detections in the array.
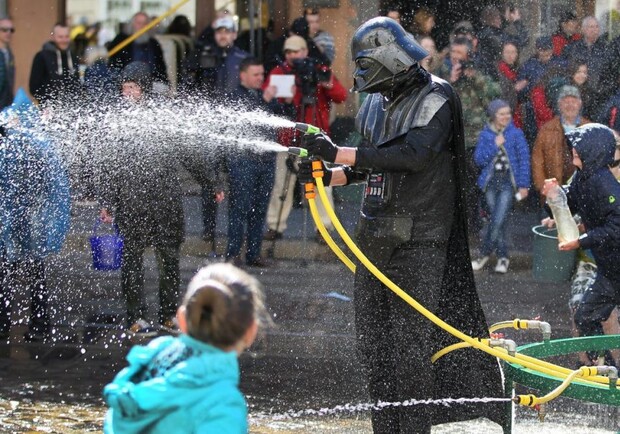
[
  {"xmin": 432, "ymin": 319, "xmax": 551, "ymax": 364},
  {"xmin": 305, "ymin": 161, "xmax": 612, "ymax": 392},
  {"xmin": 488, "ymin": 319, "xmax": 551, "ymax": 340},
  {"xmin": 514, "ymin": 366, "xmax": 618, "ymax": 407},
  {"xmin": 304, "ymin": 183, "xmax": 355, "ymax": 273},
  {"xmin": 431, "ymin": 340, "xmax": 487, "ymax": 363}
]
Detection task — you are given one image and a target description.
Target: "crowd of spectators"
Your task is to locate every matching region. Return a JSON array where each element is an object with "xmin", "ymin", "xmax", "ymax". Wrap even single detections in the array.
[{"xmin": 1, "ymin": 5, "xmax": 619, "ymax": 358}]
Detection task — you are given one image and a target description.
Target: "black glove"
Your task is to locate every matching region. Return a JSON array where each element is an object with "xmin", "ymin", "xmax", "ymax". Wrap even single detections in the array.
[
  {"xmin": 301, "ymin": 132, "xmax": 339, "ymax": 162},
  {"xmin": 297, "ymin": 158, "xmax": 332, "ymax": 186}
]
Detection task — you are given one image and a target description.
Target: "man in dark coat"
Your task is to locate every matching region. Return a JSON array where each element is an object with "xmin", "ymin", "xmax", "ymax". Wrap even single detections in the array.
[
  {"xmin": 182, "ymin": 16, "xmax": 249, "ymax": 97},
  {"xmin": 108, "ymin": 12, "xmax": 169, "ymax": 87},
  {"xmin": 299, "ymin": 17, "xmax": 505, "ymax": 433},
  {"xmin": 29, "ymin": 23, "xmax": 80, "ymax": 105},
  {"xmin": 225, "ymin": 57, "xmax": 294, "ymax": 267},
  {"xmin": 98, "ymin": 62, "xmax": 221, "ymax": 333}
]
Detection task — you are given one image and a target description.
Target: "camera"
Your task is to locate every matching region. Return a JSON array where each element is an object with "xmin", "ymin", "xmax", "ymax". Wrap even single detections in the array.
[
  {"xmin": 291, "ymin": 57, "xmax": 332, "ymax": 96},
  {"xmin": 199, "ymin": 45, "xmax": 222, "ymax": 69}
]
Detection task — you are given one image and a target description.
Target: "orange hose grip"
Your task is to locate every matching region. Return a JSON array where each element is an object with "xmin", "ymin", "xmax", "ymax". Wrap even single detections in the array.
[
  {"xmin": 304, "ymin": 182, "xmax": 316, "ymax": 199},
  {"xmin": 311, "ymin": 160, "xmax": 324, "ymax": 179}
]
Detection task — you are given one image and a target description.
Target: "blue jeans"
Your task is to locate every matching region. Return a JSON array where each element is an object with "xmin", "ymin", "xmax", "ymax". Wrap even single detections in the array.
[
  {"xmin": 480, "ymin": 173, "xmax": 514, "ymax": 258},
  {"xmin": 226, "ymin": 156, "xmax": 275, "ymax": 263}
]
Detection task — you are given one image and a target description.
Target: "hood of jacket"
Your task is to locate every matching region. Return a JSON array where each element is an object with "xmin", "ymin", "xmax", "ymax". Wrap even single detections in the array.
[
  {"xmin": 103, "ymin": 334, "xmax": 241, "ymax": 432},
  {"xmin": 566, "ymin": 123, "xmax": 616, "ymax": 178}
]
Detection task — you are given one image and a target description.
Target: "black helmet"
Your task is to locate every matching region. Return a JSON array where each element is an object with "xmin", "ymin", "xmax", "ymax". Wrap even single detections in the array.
[
  {"xmin": 120, "ymin": 61, "xmax": 153, "ymax": 93},
  {"xmin": 351, "ymin": 17, "xmax": 428, "ymax": 93}
]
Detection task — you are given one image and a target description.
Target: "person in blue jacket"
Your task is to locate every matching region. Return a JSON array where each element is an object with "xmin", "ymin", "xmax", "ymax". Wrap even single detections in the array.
[
  {"xmin": 472, "ymin": 99, "xmax": 531, "ymax": 273},
  {"xmin": 0, "ymin": 88, "xmax": 71, "ymax": 342},
  {"xmin": 103, "ymin": 263, "xmax": 270, "ymax": 434},
  {"xmin": 544, "ymin": 123, "xmax": 620, "ymax": 366}
]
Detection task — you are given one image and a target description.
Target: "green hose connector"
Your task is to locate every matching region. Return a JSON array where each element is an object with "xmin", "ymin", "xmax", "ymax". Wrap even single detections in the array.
[
  {"xmin": 295, "ymin": 122, "xmax": 321, "ymax": 134},
  {"xmin": 288, "ymin": 147, "xmax": 308, "ymax": 158}
]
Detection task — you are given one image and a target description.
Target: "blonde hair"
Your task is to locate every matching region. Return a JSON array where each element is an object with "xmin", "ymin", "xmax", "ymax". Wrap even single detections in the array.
[
  {"xmin": 412, "ymin": 8, "xmax": 434, "ymax": 35},
  {"xmin": 183, "ymin": 263, "xmax": 269, "ymax": 347}
]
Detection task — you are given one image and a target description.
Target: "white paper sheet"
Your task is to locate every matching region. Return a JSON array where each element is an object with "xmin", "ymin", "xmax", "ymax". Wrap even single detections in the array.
[{"xmin": 268, "ymin": 75, "xmax": 295, "ymax": 98}]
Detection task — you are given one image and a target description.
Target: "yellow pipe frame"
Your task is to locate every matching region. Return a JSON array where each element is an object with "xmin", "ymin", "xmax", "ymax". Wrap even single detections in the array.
[{"xmin": 107, "ymin": 0, "xmax": 191, "ymax": 58}]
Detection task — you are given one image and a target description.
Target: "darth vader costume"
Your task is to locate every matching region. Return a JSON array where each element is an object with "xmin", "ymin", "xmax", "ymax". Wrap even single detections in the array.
[{"xmin": 300, "ymin": 17, "xmax": 506, "ymax": 433}]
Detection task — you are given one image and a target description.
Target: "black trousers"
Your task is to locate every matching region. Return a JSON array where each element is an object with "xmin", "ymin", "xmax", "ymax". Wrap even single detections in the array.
[
  {"xmin": 202, "ymin": 183, "xmax": 218, "ymax": 243},
  {"xmin": 575, "ymin": 272, "xmax": 620, "ymax": 336},
  {"xmin": 121, "ymin": 241, "xmax": 181, "ymax": 326},
  {"xmin": 0, "ymin": 252, "xmax": 49, "ymax": 335}
]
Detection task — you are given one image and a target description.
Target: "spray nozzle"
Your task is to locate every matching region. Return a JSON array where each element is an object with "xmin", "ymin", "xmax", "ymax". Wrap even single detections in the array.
[
  {"xmin": 295, "ymin": 122, "xmax": 321, "ymax": 135},
  {"xmin": 288, "ymin": 147, "xmax": 308, "ymax": 158}
]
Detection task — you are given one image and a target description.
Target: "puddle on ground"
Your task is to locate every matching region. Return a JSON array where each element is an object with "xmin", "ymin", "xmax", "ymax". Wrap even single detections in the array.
[{"xmin": 0, "ymin": 398, "xmax": 615, "ymax": 434}]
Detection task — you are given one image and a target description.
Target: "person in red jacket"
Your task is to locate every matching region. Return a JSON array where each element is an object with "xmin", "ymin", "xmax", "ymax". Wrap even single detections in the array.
[
  {"xmin": 552, "ymin": 10, "xmax": 581, "ymax": 57},
  {"xmin": 263, "ymin": 35, "xmax": 347, "ymax": 241}
]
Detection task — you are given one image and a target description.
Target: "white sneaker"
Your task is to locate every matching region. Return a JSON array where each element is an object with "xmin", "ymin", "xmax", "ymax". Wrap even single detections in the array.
[
  {"xmin": 471, "ymin": 256, "xmax": 490, "ymax": 271},
  {"xmin": 495, "ymin": 257, "xmax": 510, "ymax": 274}
]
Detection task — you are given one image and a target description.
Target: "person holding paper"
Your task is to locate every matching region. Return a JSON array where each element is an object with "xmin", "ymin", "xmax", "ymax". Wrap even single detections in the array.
[{"xmin": 263, "ymin": 35, "xmax": 347, "ymax": 242}]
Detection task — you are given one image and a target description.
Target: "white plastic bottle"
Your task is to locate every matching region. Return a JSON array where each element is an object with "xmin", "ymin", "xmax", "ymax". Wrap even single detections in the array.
[{"xmin": 546, "ymin": 185, "xmax": 580, "ymax": 242}]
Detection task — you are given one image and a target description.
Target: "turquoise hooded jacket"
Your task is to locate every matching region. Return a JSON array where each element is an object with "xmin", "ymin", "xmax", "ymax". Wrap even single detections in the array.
[{"xmin": 103, "ymin": 334, "xmax": 248, "ymax": 434}]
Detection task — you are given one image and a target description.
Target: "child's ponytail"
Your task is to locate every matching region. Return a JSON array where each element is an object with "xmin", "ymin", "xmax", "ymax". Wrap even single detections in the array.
[{"xmin": 183, "ymin": 263, "xmax": 268, "ymax": 347}]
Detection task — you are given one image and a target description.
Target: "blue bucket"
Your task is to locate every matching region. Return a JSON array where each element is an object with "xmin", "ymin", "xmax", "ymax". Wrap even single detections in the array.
[{"xmin": 90, "ymin": 221, "xmax": 124, "ymax": 271}]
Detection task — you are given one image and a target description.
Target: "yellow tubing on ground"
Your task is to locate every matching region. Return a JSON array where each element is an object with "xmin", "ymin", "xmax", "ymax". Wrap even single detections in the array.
[
  {"xmin": 310, "ymin": 175, "xmax": 611, "ymax": 388},
  {"xmin": 304, "ymin": 183, "xmax": 356, "ymax": 273}
]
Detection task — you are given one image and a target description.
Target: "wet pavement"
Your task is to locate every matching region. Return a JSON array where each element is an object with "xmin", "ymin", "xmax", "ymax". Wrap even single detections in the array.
[{"xmin": 0, "ymin": 190, "xmax": 618, "ymax": 433}]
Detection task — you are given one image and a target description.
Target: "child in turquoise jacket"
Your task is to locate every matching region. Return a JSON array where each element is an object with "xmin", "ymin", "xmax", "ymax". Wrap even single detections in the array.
[{"xmin": 103, "ymin": 263, "xmax": 269, "ymax": 433}]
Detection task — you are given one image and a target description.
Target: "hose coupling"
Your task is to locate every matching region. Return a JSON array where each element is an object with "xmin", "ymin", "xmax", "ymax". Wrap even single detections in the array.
[
  {"xmin": 586, "ymin": 366, "xmax": 618, "ymax": 389},
  {"xmin": 513, "ymin": 319, "xmax": 552, "ymax": 341},
  {"xmin": 489, "ymin": 338, "xmax": 517, "ymax": 356},
  {"xmin": 513, "ymin": 394, "xmax": 537, "ymax": 407}
]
